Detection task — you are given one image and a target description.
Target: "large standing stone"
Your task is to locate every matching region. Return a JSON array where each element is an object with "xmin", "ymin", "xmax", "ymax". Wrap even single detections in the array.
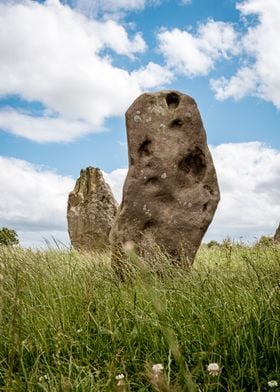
[
  {"xmin": 67, "ymin": 167, "xmax": 118, "ymax": 251},
  {"xmin": 110, "ymin": 90, "xmax": 220, "ymax": 266},
  {"xmin": 274, "ymin": 223, "xmax": 280, "ymax": 242}
]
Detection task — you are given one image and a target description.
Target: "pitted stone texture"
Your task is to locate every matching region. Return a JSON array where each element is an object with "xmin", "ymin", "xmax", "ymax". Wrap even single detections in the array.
[
  {"xmin": 67, "ymin": 167, "xmax": 118, "ymax": 251},
  {"xmin": 110, "ymin": 91, "xmax": 220, "ymax": 265},
  {"xmin": 274, "ymin": 224, "xmax": 280, "ymax": 242}
]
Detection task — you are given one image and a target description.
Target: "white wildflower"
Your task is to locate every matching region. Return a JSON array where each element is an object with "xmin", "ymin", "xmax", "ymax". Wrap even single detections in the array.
[
  {"xmin": 77, "ymin": 328, "xmax": 83, "ymax": 333},
  {"xmin": 152, "ymin": 363, "xmax": 164, "ymax": 375},
  {"xmin": 207, "ymin": 363, "xmax": 220, "ymax": 376},
  {"xmin": 115, "ymin": 373, "xmax": 125, "ymax": 388},
  {"xmin": 39, "ymin": 374, "xmax": 49, "ymax": 382},
  {"xmin": 268, "ymin": 380, "xmax": 278, "ymax": 388}
]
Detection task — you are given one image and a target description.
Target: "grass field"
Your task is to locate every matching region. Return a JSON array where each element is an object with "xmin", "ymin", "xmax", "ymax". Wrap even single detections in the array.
[{"xmin": 0, "ymin": 242, "xmax": 279, "ymax": 391}]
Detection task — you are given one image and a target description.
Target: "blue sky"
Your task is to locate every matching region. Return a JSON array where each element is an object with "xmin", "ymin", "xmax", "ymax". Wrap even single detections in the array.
[{"xmin": 0, "ymin": 0, "xmax": 279, "ymax": 247}]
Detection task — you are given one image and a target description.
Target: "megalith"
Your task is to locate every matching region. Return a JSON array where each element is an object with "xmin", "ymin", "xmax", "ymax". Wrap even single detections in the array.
[
  {"xmin": 110, "ymin": 90, "xmax": 220, "ymax": 266},
  {"xmin": 274, "ymin": 223, "xmax": 280, "ymax": 242},
  {"xmin": 67, "ymin": 167, "xmax": 118, "ymax": 251}
]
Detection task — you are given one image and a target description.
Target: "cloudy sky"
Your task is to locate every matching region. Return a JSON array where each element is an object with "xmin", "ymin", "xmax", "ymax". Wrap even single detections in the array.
[{"xmin": 0, "ymin": 0, "xmax": 279, "ymax": 247}]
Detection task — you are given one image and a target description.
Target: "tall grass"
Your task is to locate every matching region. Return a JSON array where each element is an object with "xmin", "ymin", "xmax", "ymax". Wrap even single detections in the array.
[{"xmin": 0, "ymin": 243, "xmax": 279, "ymax": 391}]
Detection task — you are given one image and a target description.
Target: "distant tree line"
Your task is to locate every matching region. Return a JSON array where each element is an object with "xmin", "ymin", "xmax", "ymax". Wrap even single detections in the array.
[{"xmin": 0, "ymin": 227, "xmax": 19, "ymax": 246}]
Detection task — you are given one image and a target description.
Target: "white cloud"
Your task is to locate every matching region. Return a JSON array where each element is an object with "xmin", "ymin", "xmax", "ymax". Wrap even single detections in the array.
[
  {"xmin": 103, "ymin": 168, "xmax": 128, "ymax": 203},
  {"xmin": 158, "ymin": 20, "xmax": 238, "ymax": 77},
  {"xmin": 2, "ymin": 143, "xmax": 279, "ymax": 247},
  {"xmin": 94, "ymin": 19, "xmax": 146, "ymax": 57},
  {"xmin": 211, "ymin": 0, "xmax": 280, "ymax": 109},
  {"xmin": 131, "ymin": 62, "xmax": 173, "ymax": 89},
  {"xmin": 210, "ymin": 66, "xmax": 258, "ymax": 101},
  {"xmin": 0, "ymin": 108, "xmax": 94, "ymax": 143},
  {"xmin": 206, "ymin": 142, "xmax": 280, "ymax": 241},
  {"xmin": 0, "ymin": 0, "xmax": 172, "ymax": 142},
  {"xmin": 0, "ymin": 156, "xmax": 74, "ymax": 246}
]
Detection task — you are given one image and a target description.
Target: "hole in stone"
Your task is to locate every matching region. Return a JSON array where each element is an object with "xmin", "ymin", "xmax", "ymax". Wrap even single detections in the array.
[
  {"xmin": 86, "ymin": 180, "xmax": 90, "ymax": 195},
  {"xmin": 143, "ymin": 220, "xmax": 155, "ymax": 230},
  {"xmin": 166, "ymin": 92, "xmax": 180, "ymax": 109},
  {"xmin": 178, "ymin": 147, "xmax": 206, "ymax": 178},
  {"xmin": 129, "ymin": 155, "xmax": 134, "ymax": 165},
  {"xmin": 203, "ymin": 202, "xmax": 208, "ymax": 211},
  {"xmin": 170, "ymin": 118, "xmax": 183, "ymax": 128},
  {"xmin": 145, "ymin": 176, "xmax": 159, "ymax": 185},
  {"xmin": 139, "ymin": 139, "xmax": 152, "ymax": 157}
]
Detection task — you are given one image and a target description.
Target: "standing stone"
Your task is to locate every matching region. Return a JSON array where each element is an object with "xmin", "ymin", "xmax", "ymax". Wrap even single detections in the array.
[
  {"xmin": 274, "ymin": 223, "xmax": 280, "ymax": 242},
  {"xmin": 110, "ymin": 90, "xmax": 220, "ymax": 266},
  {"xmin": 67, "ymin": 167, "xmax": 118, "ymax": 251}
]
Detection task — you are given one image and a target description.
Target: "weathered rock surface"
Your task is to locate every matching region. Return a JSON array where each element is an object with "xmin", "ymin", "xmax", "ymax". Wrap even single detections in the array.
[
  {"xmin": 274, "ymin": 223, "xmax": 280, "ymax": 242},
  {"xmin": 67, "ymin": 167, "xmax": 118, "ymax": 251},
  {"xmin": 110, "ymin": 90, "xmax": 220, "ymax": 266}
]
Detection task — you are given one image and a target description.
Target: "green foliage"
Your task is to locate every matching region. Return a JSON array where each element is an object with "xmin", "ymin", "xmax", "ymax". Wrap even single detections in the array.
[
  {"xmin": 0, "ymin": 244, "xmax": 279, "ymax": 391},
  {"xmin": 206, "ymin": 240, "xmax": 220, "ymax": 248},
  {"xmin": 256, "ymin": 235, "xmax": 274, "ymax": 247},
  {"xmin": 0, "ymin": 227, "xmax": 19, "ymax": 246}
]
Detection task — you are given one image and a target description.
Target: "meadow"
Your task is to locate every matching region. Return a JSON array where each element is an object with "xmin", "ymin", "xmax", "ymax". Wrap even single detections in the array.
[{"xmin": 0, "ymin": 242, "xmax": 279, "ymax": 391}]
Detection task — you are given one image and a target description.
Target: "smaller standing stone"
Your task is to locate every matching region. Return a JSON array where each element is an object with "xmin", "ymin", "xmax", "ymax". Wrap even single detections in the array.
[
  {"xmin": 67, "ymin": 167, "xmax": 118, "ymax": 251},
  {"xmin": 274, "ymin": 223, "xmax": 280, "ymax": 242}
]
